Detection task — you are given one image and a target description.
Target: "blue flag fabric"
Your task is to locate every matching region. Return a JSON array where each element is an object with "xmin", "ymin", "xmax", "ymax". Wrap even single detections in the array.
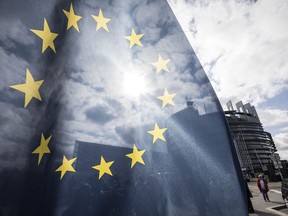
[{"xmin": 0, "ymin": 0, "xmax": 247, "ymax": 215}]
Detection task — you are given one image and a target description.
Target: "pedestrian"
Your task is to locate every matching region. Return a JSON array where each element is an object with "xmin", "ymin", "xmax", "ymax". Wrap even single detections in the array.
[{"xmin": 257, "ymin": 175, "xmax": 270, "ymax": 202}]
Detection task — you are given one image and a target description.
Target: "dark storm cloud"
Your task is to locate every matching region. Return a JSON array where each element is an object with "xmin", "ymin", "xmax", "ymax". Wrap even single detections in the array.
[{"xmin": 85, "ymin": 105, "xmax": 117, "ymax": 124}]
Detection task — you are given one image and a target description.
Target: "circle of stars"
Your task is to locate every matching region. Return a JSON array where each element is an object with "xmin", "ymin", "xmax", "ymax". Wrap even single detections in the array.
[{"xmin": 9, "ymin": 2, "xmax": 178, "ymax": 180}]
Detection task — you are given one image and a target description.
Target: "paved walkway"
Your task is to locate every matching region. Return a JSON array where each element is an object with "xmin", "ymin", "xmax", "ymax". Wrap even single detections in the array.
[{"xmin": 248, "ymin": 180, "xmax": 288, "ymax": 216}]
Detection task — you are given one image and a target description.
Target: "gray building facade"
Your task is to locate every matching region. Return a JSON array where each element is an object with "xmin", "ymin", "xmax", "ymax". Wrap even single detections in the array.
[{"xmin": 224, "ymin": 101, "xmax": 277, "ymax": 177}]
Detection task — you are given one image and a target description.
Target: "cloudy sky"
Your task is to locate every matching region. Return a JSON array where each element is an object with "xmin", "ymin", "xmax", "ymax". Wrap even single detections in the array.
[
  {"xmin": 169, "ymin": 0, "xmax": 288, "ymax": 160},
  {"xmin": 0, "ymin": 0, "xmax": 286, "ymax": 173},
  {"xmin": 0, "ymin": 1, "xmax": 248, "ymax": 213},
  {"xmin": 0, "ymin": 0, "xmax": 231, "ymax": 169}
]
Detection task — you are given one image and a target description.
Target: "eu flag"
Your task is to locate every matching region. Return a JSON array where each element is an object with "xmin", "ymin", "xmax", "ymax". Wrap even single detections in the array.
[{"xmin": 0, "ymin": 0, "xmax": 247, "ymax": 215}]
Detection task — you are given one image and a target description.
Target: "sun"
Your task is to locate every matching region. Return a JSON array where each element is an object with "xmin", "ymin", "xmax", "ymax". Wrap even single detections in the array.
[{"xmin": 122, "ymin": 73, "xmax": 148, "ymax": 98}]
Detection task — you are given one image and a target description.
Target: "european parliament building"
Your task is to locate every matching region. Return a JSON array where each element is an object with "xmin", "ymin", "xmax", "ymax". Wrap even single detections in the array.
[{"xmin": 224, "ymin": 101, "xmax": 278, "ymax": 179}]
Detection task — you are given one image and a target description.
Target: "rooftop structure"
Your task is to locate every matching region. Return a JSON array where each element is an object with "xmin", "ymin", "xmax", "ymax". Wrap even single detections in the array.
[{"xmin": 225, "ymin": 101, "xmax": 276, "ymax": 177}]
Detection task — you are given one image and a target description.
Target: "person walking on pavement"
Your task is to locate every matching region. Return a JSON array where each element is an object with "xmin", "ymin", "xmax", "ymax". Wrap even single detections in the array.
[{"xmin": 257, "ymin": 175, "xmax": 270, "ymax": 202}]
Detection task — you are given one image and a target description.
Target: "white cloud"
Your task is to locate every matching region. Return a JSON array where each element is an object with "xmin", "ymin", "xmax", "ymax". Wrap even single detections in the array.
[
  {"xmin": 257, "ymin": 107, "xmax": 288, "ymax": 127},
  {"xmin": 169, "ymin": 0, "xmax": 288, "ymax": 105},
  {"xmin": 0, "ymin": 47, "xmax": 29, "ymax": 90},
  {"xmin": 274, "ymin": 133, "xmax": 288, "ymax": 160},
  {"xmin": 169, "ymin": 0, "xmax": 288, "ymax": 160},
  {"xmin": 0, "ymin": 18, "xmax": 35, "ymax": 47},
  {"xmin": 280, "ymin": 127, "xmax": 288, "ymax": 132}
]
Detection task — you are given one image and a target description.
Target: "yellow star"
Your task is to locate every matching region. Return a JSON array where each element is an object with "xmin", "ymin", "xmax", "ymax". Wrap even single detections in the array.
[
  {"xmin": 10, "ymin": 69, "xmax": 44, "ymax": 108},
  {"xmin": 152, "ymin": 55, "xmax": 170, "ymax": 73},
  {"xmin": 126, "ymin": 145, "xmax": 145, "ymax": 168},
  {"xmin": 30, "ymin": 18, "xmax": 58, "ymax": 53},
  {"xmin": 92, "ymin": 156, "xmax": 114, "ymax": 179},
  {"xmin": 147, "ymin": 123, "xmax": 167, "ymax": 144},
  {"xmin": 63, "ymin": 3, "xmax": 82, "ymax": 32},
  {"xmin": 124, "ymin": 28, "xmax": 144, "ymax": 48},
  {"xmin": 32, "ymin": 133, "xmax": 52, "ymax": 165},
  {"xmin": 55, "ymin": 156, "xmax": 77, "ymax": 180},
  {"xmin": 157, "ymin": 89, "xmax": 176, "ymax": 109},
  {"xmin": 91, "ymin": 9, "xmax": 111, "ymax": 32}
]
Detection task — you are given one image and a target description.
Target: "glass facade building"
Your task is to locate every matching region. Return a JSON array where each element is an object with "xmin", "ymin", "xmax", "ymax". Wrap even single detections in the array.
[{"xmin": 225, "ymin": 101, "xmax": 277, "ymax": 177}]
